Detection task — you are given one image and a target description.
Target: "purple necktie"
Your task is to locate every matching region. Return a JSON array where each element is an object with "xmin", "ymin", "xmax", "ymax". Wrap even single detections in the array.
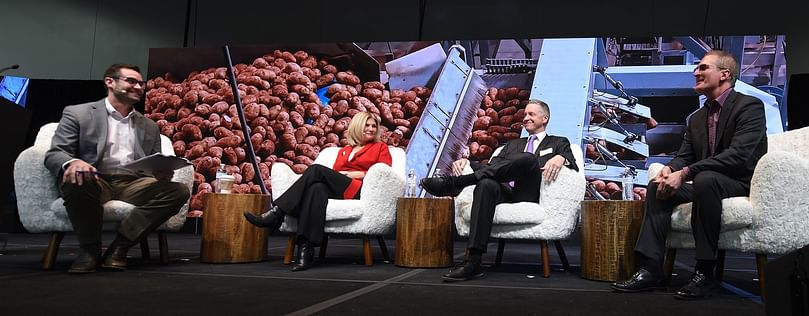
[
  {"xmin": 525, "ymin": 134, "xmax": 537, "ymax": 153},
  {"xmin": 707, "ymin": 101, "xmax": 721, "ymax": 156},
  {"xmin": 510, "ymin": 135, "xmax": 537, "ymax": 187}
]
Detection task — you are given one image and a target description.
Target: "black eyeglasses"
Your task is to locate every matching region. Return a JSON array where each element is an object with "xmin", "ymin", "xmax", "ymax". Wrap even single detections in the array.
[
  {"xmin": 110, "ymin": 77, "xmax": 146, "ymax": 87},
  {"xmin": 693, "ymin": 64, "xmax": 727, "ymax": 73}
]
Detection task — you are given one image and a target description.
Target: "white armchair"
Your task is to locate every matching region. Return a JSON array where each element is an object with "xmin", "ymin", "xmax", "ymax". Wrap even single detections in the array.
[
  {"xmin": 454, "ymin": 144, "xmax": 586, "ymax": 277},
  {"xmin": 13, "ymin": 123, "xmax": 194, "ymax": 269},
  {"xmin": 651, "ymin": 126, "xmax": 809, "ymax": 297},
  {"xmin": 270, "ymin": 146, "xmax": 406, "ymax": 266}
]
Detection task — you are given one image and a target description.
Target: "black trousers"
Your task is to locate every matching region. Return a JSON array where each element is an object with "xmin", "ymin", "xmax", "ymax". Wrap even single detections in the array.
[
  {"xmin": 468, "ymin": 152, "xmax": 542, "ymax": 252},
  {"xmin": 635, "ymin": 170, "xmax": 750, "ymax": 265},
  {"xmin": 273, "ymin": 164, "xmax": 355, "ymax": 246}
]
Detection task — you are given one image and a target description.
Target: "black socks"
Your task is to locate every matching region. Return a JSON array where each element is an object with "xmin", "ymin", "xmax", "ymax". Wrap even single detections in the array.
[
  {"xmin": 468, "ymin": 248, "xmax": 483, "ymax": 263},
  {"xmin": 695, "ymin": 260, "xmax": 716, "ymax": 277},
  {"xmin": 455, "ymin": 174, "xmax": 478, "ymax": 188}
]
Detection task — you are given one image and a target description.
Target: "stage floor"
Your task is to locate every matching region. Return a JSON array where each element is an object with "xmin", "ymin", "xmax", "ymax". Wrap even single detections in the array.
[{"xmin": 0, "ymin": 225, "xmax": 765, "ymax": 315}]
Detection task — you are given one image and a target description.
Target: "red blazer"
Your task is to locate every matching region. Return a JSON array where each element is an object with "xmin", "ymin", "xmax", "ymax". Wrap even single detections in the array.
[{"xmin": 332, "ymin": 141, "xmax": 392, "ymax": 199}]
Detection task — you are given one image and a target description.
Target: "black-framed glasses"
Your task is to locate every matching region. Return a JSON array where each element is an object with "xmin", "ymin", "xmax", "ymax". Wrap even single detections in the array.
[
  {"xmin": 693, "ymin": 64, "xmax": 727, "ymax": 73},
  {"xmin": 110, "ymin": 76, "xmax": 146, "ymax": 87}
]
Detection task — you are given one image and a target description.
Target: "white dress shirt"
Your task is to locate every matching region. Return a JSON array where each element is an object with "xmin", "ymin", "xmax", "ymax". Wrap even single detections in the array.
[
  {"xmin": 524, "ymin": 131, "xmax": 547, "ymax": 153},
  {"xmin": 96, "ymin": 98, "xmax": 136, "ymax": 174}
]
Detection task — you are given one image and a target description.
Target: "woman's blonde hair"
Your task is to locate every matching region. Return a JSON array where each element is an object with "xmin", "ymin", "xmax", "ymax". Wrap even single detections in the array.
[{"xmin": 345, "ymin": 112, "xmax": 382, "ymax": 146}]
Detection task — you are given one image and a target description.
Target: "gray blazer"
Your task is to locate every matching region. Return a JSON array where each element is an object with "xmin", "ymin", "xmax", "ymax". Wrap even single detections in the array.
[{"xmin": 44, "ymin": 99, "xmax": 162, "ymax": 178}]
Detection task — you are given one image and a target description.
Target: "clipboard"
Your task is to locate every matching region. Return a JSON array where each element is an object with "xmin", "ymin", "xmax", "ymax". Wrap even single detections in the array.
[{"xmin": 120, "ymin": 153, "xmax": 192, "ymax": 176}]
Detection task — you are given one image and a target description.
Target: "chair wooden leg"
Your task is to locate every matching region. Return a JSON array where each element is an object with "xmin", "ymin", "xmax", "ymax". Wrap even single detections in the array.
[
  {"xmin": 283, "ymin": 234, "xmax": 295, "ymax": 265},
  {"xmin": 663, "ymin": 248, "xmax": 677, "ymax": 285},
  {"xmin": 362, "ymin": 235, "xmax": 373, "ymax": 266},
  {"xmin": 139, "ymin": 239, "xmax": 150, "ymax": 260},
  {"xmin": 715, "ymin": 250, "xmax": 726, "ymax": 281},
  {"xmin": 158, "ymin": 231, "xmax": 169, "ymax": 265},
  {"xmin": 540, "ymin": 240, "xmax": 550, "ymax": 278},
  {"xmin": 756, "ymin": 254, "xmax": 767, "ymax": 300},
  {"xmin": 495, "ymin": 239, "xmax": 505, "ymax": 266},
  {"xmin": 319, "ymin": 234, "xmax": 329, "ymax": 260},
  {"xmin": 41, "ymin": 232, "xmax": 65, "ymax": 270},
  {"xmin": 554, "ymin": 241, "xmax": 570, "ymax": 271},
  {"xmin": 376, "ymin": 236, "xmax": 391, "ymax": 262}
]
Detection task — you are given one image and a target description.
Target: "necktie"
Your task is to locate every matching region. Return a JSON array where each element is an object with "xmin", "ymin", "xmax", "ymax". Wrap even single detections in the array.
[
  {"xmin": 510, "ymin": 135, "xmax": 537, "ymax": 187},
  {"xmin": 525, "ymin": 134, "xmax": 537, "ymax": 154},
  {"xmin": 707, "ymin": 101, "xmax": 721, "ymax": 156}
]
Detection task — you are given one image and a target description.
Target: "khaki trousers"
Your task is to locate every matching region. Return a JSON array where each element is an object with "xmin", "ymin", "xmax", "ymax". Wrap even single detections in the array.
[{"xmin": 61, "ymin": 174, "xmax": 190, "ymax": 249}]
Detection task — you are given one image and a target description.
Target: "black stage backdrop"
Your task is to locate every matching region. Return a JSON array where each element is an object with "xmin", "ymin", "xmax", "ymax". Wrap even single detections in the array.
[{"xmin": 1, "ymin": 79, "xmax": 105, "ymax": 233}]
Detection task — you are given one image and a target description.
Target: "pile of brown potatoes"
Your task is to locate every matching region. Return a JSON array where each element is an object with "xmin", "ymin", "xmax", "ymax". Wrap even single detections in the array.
[
  {"xmin": 144, "ymin": 49, "xmax": 431, "ymax": 216},
  {"xmin": 468, "ymin": 87, "xmax": 531, "ymax": 161}
]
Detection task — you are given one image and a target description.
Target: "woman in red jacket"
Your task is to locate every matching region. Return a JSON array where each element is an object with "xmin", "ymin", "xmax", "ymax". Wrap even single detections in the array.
[{"xmin": 244, "ymin": 112, "xmax": 392, "ymax": 271}]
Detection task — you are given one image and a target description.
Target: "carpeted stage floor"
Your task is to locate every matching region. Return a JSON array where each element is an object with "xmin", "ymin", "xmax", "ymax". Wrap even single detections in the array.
[{"xmin": 0, "ymin": 224, "xmax": 765, "ymax": 316}]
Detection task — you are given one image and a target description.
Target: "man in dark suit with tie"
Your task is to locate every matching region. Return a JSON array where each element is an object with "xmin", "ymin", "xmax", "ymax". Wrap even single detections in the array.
[
  {"xmin": 44, "ymin": 64, "xmax": 190, "ymax": 273},
  {"xmin": 420, "ymin": 99, "xmax": 578, "ymax": 282},
  {"xmin": 611, "ymin": 50, "xmax": 768, "ymax": 300}
]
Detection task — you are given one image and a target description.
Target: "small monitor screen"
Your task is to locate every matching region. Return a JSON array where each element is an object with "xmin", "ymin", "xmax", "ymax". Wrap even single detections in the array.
[{"xmin": 0, "ymin": 75, "xmax": 30, "ymax": 107}]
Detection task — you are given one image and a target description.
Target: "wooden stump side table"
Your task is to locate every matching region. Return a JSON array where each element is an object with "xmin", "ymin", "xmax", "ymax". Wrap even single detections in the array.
[
  {"xmin": 395, "ymin": 197, "xmax": 454, "ymax": 268},
  {"xmin": 580, "ymin": 200, "xmax": 644, "ymax": 281},
  {"xmin": 200, "ymin": 193, "xmax": 270, "ymax": 263}
]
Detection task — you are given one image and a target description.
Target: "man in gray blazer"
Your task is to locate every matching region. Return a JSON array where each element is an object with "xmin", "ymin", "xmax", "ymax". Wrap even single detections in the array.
[
  {"xmin": 420, "ymin": 100, "xmax": 577, "ymax": 282},
  {"xmin": 44, "ymin": 64, "xmax": 190, "ymax": 273}
]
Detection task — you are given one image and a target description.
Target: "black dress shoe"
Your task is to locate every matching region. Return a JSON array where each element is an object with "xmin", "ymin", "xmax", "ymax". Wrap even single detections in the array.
[
  {"xmin": 68, "ymin": 249, "xmax": 99, "ymax": 274},
  {"xmin": 291, "ymin": 242, "xmax": 315, "ymax": 272},
  {"xmin": 611, "ymin": 268, "xmax": 665, "ymax": 292},
  {"xmin": 420, "ymin": 176, "xmax": 463, "ymax": 197},
  {"xmin": 243, "ymin": 205, "xmax": 284, "ymax": 234},
  {"xmin": 101, "ymin": 244, "xmax": 130, "ymax": 271},
  {"xmin": 674, "ymin": 271, "xmax": 719, "ymax": 300},
  {"xmin": 442, "ymin": 260, "xmax": 484, "ymax": 282}
]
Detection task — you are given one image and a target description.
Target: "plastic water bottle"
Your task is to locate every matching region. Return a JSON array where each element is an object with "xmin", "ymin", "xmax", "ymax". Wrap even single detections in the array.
[
  {"xmin": 621, "ymin": 167, "xmax": 635, "ymax": 200},
  {"xmin": 433, "ymin": 168, "xmax": 442, "ymax": 178},
  {"xmin": 405, "ymin": 169, "xmax": 417, "ymax": 197},
  {"xmin": 215, "ymin": 163, "xmax": 227, "ymax": 193}
]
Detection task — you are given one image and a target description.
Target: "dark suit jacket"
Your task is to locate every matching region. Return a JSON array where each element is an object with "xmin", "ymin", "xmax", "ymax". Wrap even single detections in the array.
[
  {"xmin": 488, "ymin": 134, "xmax": 578, "ymax": 172},
  {"xmin": 471, "ymin": 134, "xmax": 578, "ymax": 202},
  {"xmin": 44, "ymin": 99, "xmax": 162, "ymax": 179},
  {"xmin": 667, "ymin": 89, "xmax": 767, "ymax": 184}
]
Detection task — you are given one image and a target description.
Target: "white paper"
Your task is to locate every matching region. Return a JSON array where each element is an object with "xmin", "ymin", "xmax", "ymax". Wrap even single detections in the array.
[{"xmin": 120, "ymin": 153, "xmax": 192, "ymax": 176}]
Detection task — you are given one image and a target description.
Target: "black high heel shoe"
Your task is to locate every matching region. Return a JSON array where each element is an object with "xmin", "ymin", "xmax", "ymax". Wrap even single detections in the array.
[
  {"xmin": 291, "ymin": 241, "xmax": 314, "ymax": 272},
  {"xmin": 243, "ymin": 205, "xmax": 284, "ymax": 234}
]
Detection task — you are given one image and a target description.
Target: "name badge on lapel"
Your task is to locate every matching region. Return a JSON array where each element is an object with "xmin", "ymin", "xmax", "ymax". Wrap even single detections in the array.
[{"xmin": 538, "ymin": 148, "xmax": 553, "ymax": 157}]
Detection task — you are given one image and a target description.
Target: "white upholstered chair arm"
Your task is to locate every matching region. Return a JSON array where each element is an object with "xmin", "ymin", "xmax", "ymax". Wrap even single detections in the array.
[
  {"xmin": 535, "ymin": 166, "xmax": 586, "ymax": 236},
  {"xmin": 647, "ymin": 162, "xmax": 665, "ymax": 180},
  {"xmin": 160, "ymin": 163, "xmax": 194, "ymax": 231},
  {"xmin": 747, "ymin": 150, "xmax": 809, "ymax": 252},
  {"xmin": 14, "ymin": 145, "xmax": 62, "ymax": 232},
  {"xmin": 270, "ymin": 163, "xmax": 301, "ymax": 201},
  {"xmin": 453, "ymin": 164, "xmax": 476, "ymax": 222},
  {"xmin": 357, "ymin": 162, "xmax": 405, "ymax": 227}
]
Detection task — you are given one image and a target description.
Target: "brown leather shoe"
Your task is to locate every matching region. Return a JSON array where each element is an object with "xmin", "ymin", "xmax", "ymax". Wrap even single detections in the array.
[
  {"xmin": 101, "ymin": 245, "xmax": 130, "ymax": 271},
  {"xmin": 68, "ymin": 249, "xmax": 99, "ymax": 274}
]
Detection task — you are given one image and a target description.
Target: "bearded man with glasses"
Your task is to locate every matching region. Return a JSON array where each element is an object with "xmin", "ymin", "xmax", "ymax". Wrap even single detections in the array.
[{"xmin": 44, "ymin": 64, "xmax": 190, "ymax": 273}]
